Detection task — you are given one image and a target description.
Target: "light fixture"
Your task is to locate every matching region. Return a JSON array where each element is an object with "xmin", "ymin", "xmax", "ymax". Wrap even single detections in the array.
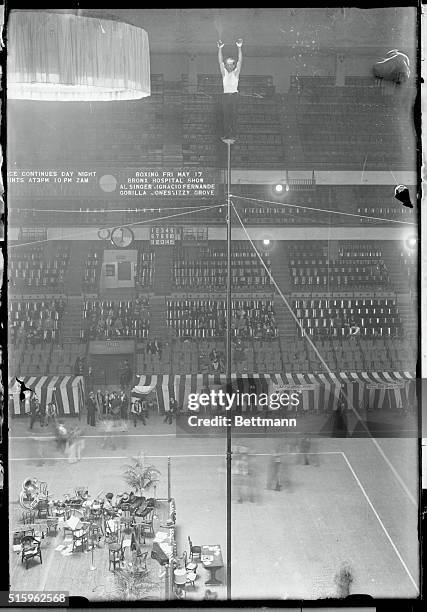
[
  {"xmin": 263, "ymin": 239, "xmax": 271, "ymax": 246},
  {"xmin": 7, "ymin": 10, "xmax": 151, "ymax": 101},
  {"xmin": 273, "ymin": 183, "xmax": 289, "ymax": 196},
  {"xmin": 405, "ymin": 235, "xmax": 417, "ymax": 251}
]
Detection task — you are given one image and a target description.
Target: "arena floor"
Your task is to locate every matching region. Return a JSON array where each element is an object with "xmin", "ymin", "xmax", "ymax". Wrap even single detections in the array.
[{"xmin": 8, "ymin": 415, "xmax": 419, "ymax": 601}]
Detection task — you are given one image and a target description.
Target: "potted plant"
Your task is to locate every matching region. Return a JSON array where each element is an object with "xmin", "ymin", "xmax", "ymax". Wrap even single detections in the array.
[
  {"xmin": 122, "ymin": 452, "xmax": 161, "ymax": 498},
  {"xmin": 113, "ymin": 564, "xmax": 160, "ymax": 601}
]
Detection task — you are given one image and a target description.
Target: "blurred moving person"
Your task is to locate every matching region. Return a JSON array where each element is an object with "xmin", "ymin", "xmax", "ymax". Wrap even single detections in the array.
[{"xmin": 334, "ymin": 562, "xmax": 354, "ymax": 598}]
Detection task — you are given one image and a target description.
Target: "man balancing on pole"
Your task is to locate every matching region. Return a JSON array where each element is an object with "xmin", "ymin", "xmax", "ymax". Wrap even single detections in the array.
[{"xmin": 217, "ymin": 38, "xmax": 243, "ymax": 140}]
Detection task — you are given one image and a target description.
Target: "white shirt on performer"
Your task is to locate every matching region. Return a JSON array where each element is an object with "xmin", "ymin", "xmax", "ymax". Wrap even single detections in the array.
[{"xmin": 222, "ymin": 67, "xmax": 240, "ymax": 93}]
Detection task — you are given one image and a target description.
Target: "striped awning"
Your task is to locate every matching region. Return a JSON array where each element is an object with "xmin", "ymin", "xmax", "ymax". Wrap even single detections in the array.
[
  {"xmin": 133, "ymin": 371, "xmax": 415, "ymax": 413},
  {"xmin": 8, "ymin": 376, "xmax": 85, "ymax": 417}
]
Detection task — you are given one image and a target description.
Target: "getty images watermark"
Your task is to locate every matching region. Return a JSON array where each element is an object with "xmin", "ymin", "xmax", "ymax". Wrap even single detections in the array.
[{"xmin": 185, "ymin": 389, "xmax": 300, "ymax": 428}]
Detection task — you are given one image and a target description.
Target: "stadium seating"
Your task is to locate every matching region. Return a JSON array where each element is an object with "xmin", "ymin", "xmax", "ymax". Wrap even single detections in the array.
[
  {"xmin": 172, "ymin": 242, "xmax": 272, "ymax": 291},
  {"xmin": 9, "ymin": 244, "xmax": 69, "ymax": 292},
  {"xmin": 293, "ymin": 297, "xmax": 401, "ymax": 338},
  {"xmin": 167, "ymin": 298, "xmax": 277, "ymax": 340},
  {"xmin": 289, "ymin": 241, "xmax": 391, "ymax": 290},
  {"xmin": 283, "ymin": 78, "xmax": 415, "ymax": 170},
  {"xmin": 9, "ymin": 299, "xmax": 65, "ymax": 344},
  {"xmin": 135, "ymin": 245, "xmax": 155, "ymax": 289},
  {"xmin": 82, "ymin": 298, "xmax": 150, "ymax": 340},
  {"xmin": 83, "ymin": 247, "xmax": 104, "ymax": 292}
]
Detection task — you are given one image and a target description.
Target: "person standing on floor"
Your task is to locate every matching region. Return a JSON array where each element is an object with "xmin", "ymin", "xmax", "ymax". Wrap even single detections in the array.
[
  {"xmin": 164, "ymin": 397, "xmax": 177, "ymax": 425},
  {"xmin": 334, "ymin": 563, "xmax": 354, "ymax": 598},
  {"xmin": 86, "ymin": 391, "xmax": 97, "ymax": 427},
  {"xmin": 29, "ymin": 393, "xmax": 39, "ymax": 430},
  {"xmin": 131, "ymin": 398, "xmax": 143, "ymax": 427},
  {"xmin": 266, "ymin": 444, "xmax": 283, "ymax": 491},
  {"xmin": 46, "ymin": 400, "xmax": 58, "ymax": 427}
]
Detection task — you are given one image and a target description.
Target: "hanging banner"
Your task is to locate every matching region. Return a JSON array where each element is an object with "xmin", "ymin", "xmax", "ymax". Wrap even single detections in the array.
[{"xmin": 7, "ymin": 168, "xmax": 217, "ymax": 198}]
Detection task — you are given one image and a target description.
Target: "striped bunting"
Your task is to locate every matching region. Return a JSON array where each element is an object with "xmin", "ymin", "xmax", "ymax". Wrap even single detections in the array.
[
  {"xmin": 8, "ymin": 376, "xmax": 85, "ymax": 417},
  {"xmin": 133, "ymin": 371, "xmax": 415, "ymax": 413}
]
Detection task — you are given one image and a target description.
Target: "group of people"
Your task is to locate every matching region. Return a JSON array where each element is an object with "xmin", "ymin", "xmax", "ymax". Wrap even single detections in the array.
[
  {"xmin": 83, "ymin": 297, "xmax": 150, "ymax": 341},
  {"xmin": 146, "ymin": 338, "xmax": 162, "ymax": 358},
  {"xmin": 231, "ymin": 437, "xmax": 319, "ymax": 503},
  {"xmin": 28, "ymin": 392, "xmax": 58, "ymax": 430},
  {"xmin": 10, "ymin": 298, "xmax": 65, "ymax": 346},
  {"xmin": 86, "ymin": 389, "xmax": 130, "ymax": 426}
]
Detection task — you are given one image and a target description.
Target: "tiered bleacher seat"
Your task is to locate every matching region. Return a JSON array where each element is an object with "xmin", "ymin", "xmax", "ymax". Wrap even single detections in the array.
[
  {"xmin": 9, "ymin": 299, "xmax": 64, "ymax": 344},
  {"xmin": 172, "ymin": 242, "xmax": 272, "ymax": 291},
  {"xmin": 136, "ymin": 341, "xmax": 172, "ymax": 375},
  {"xmin": 289, "ymin": 241, "xmax": 391, "ymax": 289},
  {"xmin": 285, "ymin": 78, "xmax": 414, "ymax": 170},
  {"xmin": 254, "ymin": 339, "xmax": 283, "ymax": 372},
  {"xmin": 9, "ymin": 75, "xmax": 165, "ymax": 166},
  {"xmin": 182, "ymin": 94, "xmax": 219, "ymax": 168},
  {"xmin": 50, "ymin": 343, "xmax": 87, "ymax": 375},
  {"xmin": 82, "ymin": 298, "xmax": 150, "ymax": 340},
  {"xmin": 167, "ymin": 298, "xmax": 277, "ymax": 340},
  {"xmin": 9, "ymin": 244, "xmax": 69, "ymax": 291},
  {"xmin": 293, "ymin": 297, "xmax": 401, "ymax": 338},
  {"xmin": 17, "ymin": 344, "xmax": 52, "ymax": 376},
  {"xmin": 135, "ymin": 244, "xmax": 154, "ymax": 289},
  {"xmin": 399, "ymin": 248, "xmax": 417, "ymax": 292},
  {"xmin": 83, "ymin": 246, "xmax": 103, "ymax": 292}
]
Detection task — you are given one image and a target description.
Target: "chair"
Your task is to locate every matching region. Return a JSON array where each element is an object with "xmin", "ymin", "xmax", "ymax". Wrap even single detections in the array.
[
  {"xmin": 134, "ymin": 550, "xmax": 148, "ymax": 573},
  {"xmin": 105, "ymin": 518, "xmax": 121, "ymax": 544},
  {"xmin": 37, "ymin": 499, "xmax": 50, "ymax": 519},
  {"xmin": 21, "ymin": 536, "xmax": 42, "ymax": 569},
  {"xmin": 72, "ymin": 528, "xmax": 88, "ymax": 552},
  {"xmin": 63, "ymin": 514, "xmax": 81, "ymax": 539},
  {"xmin": 88, "ymin": 520, "xmax": 102, "ymax": 541},
  {"xmin": 46, "ymin": 517, "xmax": 59, "ymax": 536},
  {"xmin": 108, "ymin": 544, "xmax": 122, "ymax": 571},
  {"xmin": 186, "ymin": 571, "xmax": 197, "ymax": 589},
  {"xmin": 181, "ymin": 549, "xmax": 197, "ymax": 573},
  {"xmin": 38, "ymin": 481, "xmax": 49, "ymax": 498},
  {"xmin": 139, "ymin": 510, "xmax": 154, "ymax": 543},
  {"xmin": 188, "ymin": 537, "xmax": 202, "ymax": 561},
  {"xmin": 21, "ymin": 510, "xmax": 36, "ymax": 524}
]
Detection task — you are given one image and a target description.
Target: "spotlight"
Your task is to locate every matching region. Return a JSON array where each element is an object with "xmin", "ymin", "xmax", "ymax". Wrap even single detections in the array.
[
  {"xmin": 394, "ymin": 185, "xmax": 413, "ymax": 208},
  {"xmin": 274, "ymin": 184, "xmax": 284, "ymax": 193},
  {"xmin": 263, "ymin": 239, "xmax": 271, "ymax": 246},
  {"xmin": 405, "ymin": 236, "xmax": 417, "ymax": 250}
]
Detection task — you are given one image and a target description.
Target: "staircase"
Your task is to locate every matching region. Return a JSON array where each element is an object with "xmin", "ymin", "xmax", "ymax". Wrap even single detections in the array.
[
  {"xmin": 62, "ymin": 242, "xmax": 92, "ymax": 295},
  {"xmin": 153, "ymin": 246, "xmax": 173, "ymax": 295},
  {"xmin": 149, "ymin": 296, "xmax": 168, "ymax": 341},
  {"xmin": 269, "ymin": 242, "xmax": 298, "ymax": 341},
  {"xmin": 162, "ymin": 81, "xmax": 184, "ymax": 166},
  {"xmin": 380, "ymin": 241, "xmax": 411, "ymax": 294},
  {"xmin": 60, "ymin": 296, "xmax": 84, "ymax": 342},
  {"xmin": 396, "ymin": 294, "xmax": 418, "ymax": 338},
  {"xmin": 278, "ymin": 93, "xmax": 306, "ymax": 167}
]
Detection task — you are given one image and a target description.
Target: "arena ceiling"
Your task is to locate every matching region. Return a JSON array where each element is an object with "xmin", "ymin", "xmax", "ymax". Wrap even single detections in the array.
[{"xmin": 43, "ymin": 7, "xmax": 416, "ymax": 57}]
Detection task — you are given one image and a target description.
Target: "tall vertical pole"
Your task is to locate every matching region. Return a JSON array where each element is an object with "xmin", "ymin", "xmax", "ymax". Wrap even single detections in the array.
[
  {"xmin": 167, "ymin": 456, "xmax": 171, "ymax": 501},
  {"xmin": 224, "ymin": 137, "xmax": 234, "ymax": 600}
]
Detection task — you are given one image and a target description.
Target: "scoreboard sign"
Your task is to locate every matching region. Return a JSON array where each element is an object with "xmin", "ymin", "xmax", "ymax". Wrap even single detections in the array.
[{"xmin": 150, "ymin": 226, "xmax": 182, "ymax": 246}]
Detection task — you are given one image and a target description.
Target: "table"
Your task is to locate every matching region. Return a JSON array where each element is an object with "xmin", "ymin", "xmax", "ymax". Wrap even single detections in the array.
[
  {"xmin": 12, "ymin": 522, "xmax": 48, "ymax": 538},
  {"xmin": 201, "ymin": 544, "xmax": 223, "ymax": 586}
]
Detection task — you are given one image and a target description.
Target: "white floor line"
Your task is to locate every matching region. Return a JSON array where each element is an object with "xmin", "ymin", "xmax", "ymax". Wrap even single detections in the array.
[
  {"xmin": 340, "ymin": 451, "xmax": 419, "ymax": 593},
  {"xmin": 9, "ymin": 453, "xmax": 227, "ymax": 461},
  {"xmin": 369, "ymin": 438, "xmax": 418, "ymax": 508},
  {"xmin": 9, "ymin": 451, "xmax": 341, "ymax": 461},
  {"xmin": 10, "ymin": 433, "xmax": 177, "ymax": 440}
]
